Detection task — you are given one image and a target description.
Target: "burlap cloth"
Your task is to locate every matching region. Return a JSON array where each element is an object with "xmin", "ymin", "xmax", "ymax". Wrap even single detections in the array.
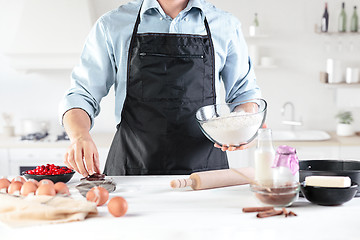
[{"xmin": 0, "ymin": 194, "xmax": 97, "ymax": 227}]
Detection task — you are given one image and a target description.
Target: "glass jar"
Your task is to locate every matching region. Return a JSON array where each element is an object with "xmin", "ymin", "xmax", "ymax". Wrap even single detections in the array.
[{"xmin": 272, "ymin": 145, "xmax": 299, "ymax": 185}]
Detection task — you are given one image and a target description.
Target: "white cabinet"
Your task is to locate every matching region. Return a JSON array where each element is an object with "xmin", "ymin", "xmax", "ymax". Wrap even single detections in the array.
[
  {"xmin": 0, "ymin": 149, "xmax": 9, "ymax": 177},
  {"xmin": 9, "ymin": 148, "xmax": 66, "ymax": 162},
  {"xmin": 9, "ymin": 148, "xmax": 67, "ymax": 175},
  {"xmin": 0, "ymin": 142, "xmax": 356, "ymax": 176},
  {"xmin": 1, "ymin": 0, "xmax": 92, "ymax": 71},
  {"xmin": 7, "ymin": 147, "xmax": 110, "ymax": 176},
  {"xmin": 339, "ymin": 146, "xmax": 360, "ymax": 160},
  {"xmin": 227, "ymin": 145, "xmax": 343, "ymax": 168},
  {"xmin": 295, "ymin": 146, "xmax": 340, "ymax": 160}
]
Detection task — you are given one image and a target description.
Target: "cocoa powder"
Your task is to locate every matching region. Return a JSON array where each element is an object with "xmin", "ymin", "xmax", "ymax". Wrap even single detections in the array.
[{"xmin": 253, "ymin": 183, "xmax": 299, "ymax": 206}]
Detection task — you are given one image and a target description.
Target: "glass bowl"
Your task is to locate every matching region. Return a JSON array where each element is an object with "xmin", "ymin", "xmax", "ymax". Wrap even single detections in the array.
[
  {"xmin": 195, "ymin": 98, "xmax": 267, "ymax": 147},
  {"xmin": 250, "ymin": 181, "xmax": 300, "ymax": 207}
]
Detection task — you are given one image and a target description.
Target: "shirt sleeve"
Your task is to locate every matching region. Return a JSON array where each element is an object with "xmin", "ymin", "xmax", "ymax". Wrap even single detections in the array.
[
  {"xmin": 59, "ymin": 17, "xmax": 116, "ymax": 128},
  {"xmin": 220, "ymin": 20, "xmax": 261, "ymax": 103}
]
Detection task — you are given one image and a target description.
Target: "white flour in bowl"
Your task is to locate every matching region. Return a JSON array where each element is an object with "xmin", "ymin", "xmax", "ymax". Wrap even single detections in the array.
[{"xmin": 201, "ymin": 112, "xmax": 263, "ymax": 146}]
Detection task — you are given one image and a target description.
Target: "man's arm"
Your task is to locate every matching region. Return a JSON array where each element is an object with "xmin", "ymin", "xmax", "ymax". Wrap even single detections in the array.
[
  {"xmin": 215, "ymin": 17, "xmax": 262, "ymax": 152},
  {"xmin": 63, "ymin": 108, "xmax": 100, "ymax": 177},
  {"xmin": 60, "ymin": 17, "xmax": 116, "ymax": 176}
]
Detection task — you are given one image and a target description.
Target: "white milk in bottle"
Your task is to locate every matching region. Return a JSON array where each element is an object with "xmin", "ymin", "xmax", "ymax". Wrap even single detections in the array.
[{"xmin": 254, "ymin": 128, "xmax": 275, "ymax": 186}]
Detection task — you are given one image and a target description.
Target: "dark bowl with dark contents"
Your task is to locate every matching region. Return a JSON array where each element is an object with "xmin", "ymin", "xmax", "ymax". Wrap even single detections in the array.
[
  {"xmin": 76, "ymin": 173, "xmax": 116, "ymax": 197},
  {"xmin": 300, "ymin": 181, "xmax": 358, "ymax": 206},
  {"xmin": 80, "ymin": 173, "xmax": 106, "ymax": 181},
  {"xmin": 299, "ymin": 160, "xmax": 360, "ymax": 197}
]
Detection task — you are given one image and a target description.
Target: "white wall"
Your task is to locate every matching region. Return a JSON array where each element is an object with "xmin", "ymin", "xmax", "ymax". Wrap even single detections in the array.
[
  {"xmin": 0, "ymin": 0, "xmax": 359, "ymax": 135},
  {"xmin": 210, "ymin": 0, "xmax": 360, "ymax": 131},
  {"xmin": 0, "ymin": 61, "xmax": 71, "ymax": 135}
]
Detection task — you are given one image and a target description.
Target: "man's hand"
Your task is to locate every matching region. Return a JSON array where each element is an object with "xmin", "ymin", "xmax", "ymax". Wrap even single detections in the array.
[
  {"xmin": 214, "ymin": 142, "xmax": 255, "ymax": 151},
  {"xmin": 64, "ymin": 134, "xmax": 100, "ymax": 177},
  {"xmin": 63, "ymin": 108, "xmax": 100, "ymax": 177}
]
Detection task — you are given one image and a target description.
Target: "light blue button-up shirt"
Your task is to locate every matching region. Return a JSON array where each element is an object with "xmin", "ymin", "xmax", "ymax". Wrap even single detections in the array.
[{"xmin": 60, "ymin": 0, "xmax": 261, "ymax": 128}]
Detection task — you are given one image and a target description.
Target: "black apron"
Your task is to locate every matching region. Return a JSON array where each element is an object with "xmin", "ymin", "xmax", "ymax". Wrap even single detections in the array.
[{"xmin": 104, "ymin": 7, "xmax": 228, "ymax": 175}]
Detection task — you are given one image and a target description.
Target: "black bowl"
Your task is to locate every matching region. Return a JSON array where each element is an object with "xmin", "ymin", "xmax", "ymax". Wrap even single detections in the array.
[
  {"xmin": 299, "ymin": 160, "xmax": 360, "ymax": 197},
  {"xmin": 300, "ymin": 181, "xmax": 358, "ymax": 206},
  {"xmin": 22, "ymin": 170, "xmax": 75, "ymax": 183}
]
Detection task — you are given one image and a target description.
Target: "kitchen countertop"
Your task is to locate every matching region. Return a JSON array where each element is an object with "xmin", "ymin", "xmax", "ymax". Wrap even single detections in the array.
[
  {"xmin": 0, "ymin": 132, "xmax": 114, "ymax": 148},
  {"xmin": 1, "ymin": 176, "xmax": 360, "ymax": 240},
  {"xmin": 333, "ymin": 132, "xmax": 360, "ymax": 146},
  {"xmin": 1, "ymin": 131, "xmax": 360, "ymax": 149},
  {"xmin": 274, "ymin": 132, "xmax": 360, "ymax": 147}
]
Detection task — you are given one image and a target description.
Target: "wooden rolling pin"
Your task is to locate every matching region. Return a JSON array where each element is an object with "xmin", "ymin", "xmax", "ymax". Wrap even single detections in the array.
[{"xmin": 170, "ymin": 167, "xmax": 255, "ymax": 190}]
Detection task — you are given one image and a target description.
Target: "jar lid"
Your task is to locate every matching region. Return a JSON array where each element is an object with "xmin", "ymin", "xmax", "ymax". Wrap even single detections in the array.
[
  {"xmin": 273, "ymin": 145, "xmax": 299, "ymax": 175},
  {"xmin": 276, "ymin": 145, "xmax": 296, "ymax": 155}
]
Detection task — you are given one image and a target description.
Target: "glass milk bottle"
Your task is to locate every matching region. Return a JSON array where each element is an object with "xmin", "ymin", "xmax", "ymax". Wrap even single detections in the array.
[
  {"xmin": 272, "ymin": 145, "xmax": 299, "ymax": 185},
  {"xmin": 254, "ymin": 128, "xmax": 275, "ymax": 186}
]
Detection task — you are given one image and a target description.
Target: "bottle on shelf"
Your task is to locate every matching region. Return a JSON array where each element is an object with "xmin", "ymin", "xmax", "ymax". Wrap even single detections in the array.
[
  {"xmin": 249, "ymin": 13, "xmax": 260, "ymax": 36},
  {"xmin": 253, "ymin": 13, "xmax": 259, "ymax": 27},
  {"xmin": 254, "ymin": 128, "xmax": 275, "ymax": 186},
  {"xmin": 338, "ymin": 2, "xmax": 347, "ymax": 32},
  {"xmin": 321, "ymin": 2, "xmax": 329, "ymax": 32},
  {"xmin": 350, "ymin": 6, "xmax": 358, "ymax": 32}
]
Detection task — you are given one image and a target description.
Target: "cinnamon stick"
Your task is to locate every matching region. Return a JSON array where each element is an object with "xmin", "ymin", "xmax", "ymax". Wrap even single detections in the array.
[
  {"xmin": 242, "ymin": 206, "xmax": 274, "ymax": 213},
  {"xmin": 256, "ymin": 209, "xmax": 283, "ymax": 218},
  {"xmin": 282, "ymin": 208, "xmax": 289, "ymax": 217},
  {"xmin": 288, "ymin": 211, "xmax": 297, "ymax": 217}
]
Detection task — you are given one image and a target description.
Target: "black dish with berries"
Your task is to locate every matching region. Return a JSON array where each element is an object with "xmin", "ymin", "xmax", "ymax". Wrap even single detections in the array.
[{"xmin": 22, "ymin": 164, "xmax": 75, "ymax": 183}]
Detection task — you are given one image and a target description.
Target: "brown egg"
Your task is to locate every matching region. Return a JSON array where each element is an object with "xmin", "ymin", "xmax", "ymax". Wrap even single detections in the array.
[
  {"xmin": 36, "ymin": 182, "xmax": 56, "ymax": 196},
  {"xmin": 11, "ymin": 176, "xmax": 26, "ymax": 184},
  {"xmin": 86, "ymin": 186, "xmax": 109, "ymax": 206},
  {"xmin": 21, "ymin": 181, "xmax": 38, "ymax": 196},
  {"xmin": 54, "ymin": 182, "xmax": 70, "ymax": 195},
  {"xmin": 27, "ymin": 179, "xmax": 39, "ymax": 186},
  {"xmin": 107, "ymin": 197, "xmax": 128, "ymax": 217},
  {"xmin": 0, "ymin": 178, "xmax": 10, "ymax": 193},
  {"xmin": 39, "ymin": 179, "xmax": 54, "ymax": 186},
  {"xmin": 8, "ymin": 181, "xmax": 23, "ymax": 195}
]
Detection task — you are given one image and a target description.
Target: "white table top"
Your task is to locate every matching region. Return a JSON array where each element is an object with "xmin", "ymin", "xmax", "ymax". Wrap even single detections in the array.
[{"xmin": 1, "ymin": 176, "xmax": 360, "ymax": 240}]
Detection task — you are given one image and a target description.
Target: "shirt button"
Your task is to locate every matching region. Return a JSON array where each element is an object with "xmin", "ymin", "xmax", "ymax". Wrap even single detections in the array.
[
  {"xmin": 184, "ymin": 18, "xmax": 189, "ymax": 22},
  {"xmin": 160, "ymin": 17, "xmax": 163, "ymax": 21}
]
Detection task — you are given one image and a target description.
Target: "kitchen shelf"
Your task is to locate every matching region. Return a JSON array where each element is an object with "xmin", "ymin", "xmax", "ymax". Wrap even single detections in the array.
[
  {"xmin": 315, "ymin": 31, "xmax": 360, "ymax": 36},
  {"xmin": 246, "ymin": 33, "xmax": 278, "ymax": 70},
  {"xmin": 322, "ymin": 83, "xmax": 360, "ymax": 88}
]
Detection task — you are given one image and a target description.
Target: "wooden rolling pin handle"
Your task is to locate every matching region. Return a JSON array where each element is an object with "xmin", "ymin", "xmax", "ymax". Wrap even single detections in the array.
[{"xmin": 170, "ymin": 178, "xmax": 193, "ymax": 189}]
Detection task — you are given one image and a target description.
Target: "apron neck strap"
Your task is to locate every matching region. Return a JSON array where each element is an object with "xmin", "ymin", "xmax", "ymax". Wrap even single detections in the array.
[{"xmin": 132, "ymin": 5, "xmax": 212, "ymax": 37}]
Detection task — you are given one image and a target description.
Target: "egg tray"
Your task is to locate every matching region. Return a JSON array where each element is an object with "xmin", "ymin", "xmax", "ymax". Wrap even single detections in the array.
[{"xmin": 76, "ymin": 179, "xmax": 116, "ymax": 197}]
